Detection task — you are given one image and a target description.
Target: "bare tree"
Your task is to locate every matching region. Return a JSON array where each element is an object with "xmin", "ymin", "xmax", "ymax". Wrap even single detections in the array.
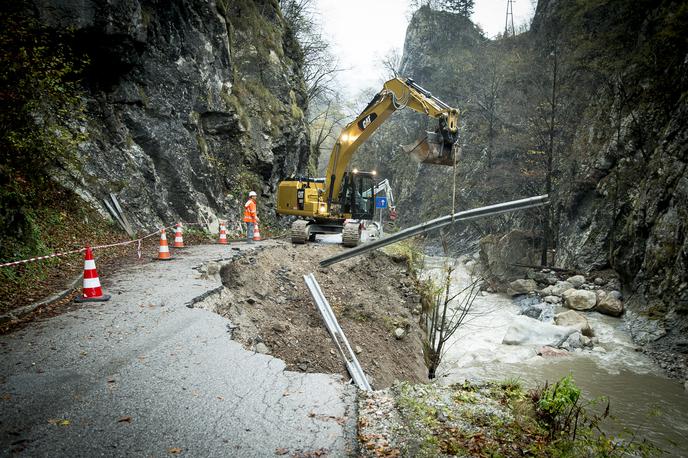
[
  {"xmin": 380, "ymin": 47, "xmax": 402, "ymax": 80},
  {"xmin": 475, "ymin": 45, "xmax": 506, "ymax": 169},
  {"xmin": 308, "ymin": 97, "xmax": 349, "ymax": 173},
  {"xmin": 522, "ymin": 31, "xmax": 568, "ymax": 266},
  {"xmin": 281, "ymin": 0, "xmax": 342, "ymax": 104},
  {"xmin": 423, "ymin": 232, "xmax": 481, "ymax": 379}
]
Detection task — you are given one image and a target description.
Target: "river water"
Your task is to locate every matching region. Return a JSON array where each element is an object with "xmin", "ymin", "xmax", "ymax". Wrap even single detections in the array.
[{"xmin": 423, "ymin": 257, "xmax": 688, "ymax": 456}]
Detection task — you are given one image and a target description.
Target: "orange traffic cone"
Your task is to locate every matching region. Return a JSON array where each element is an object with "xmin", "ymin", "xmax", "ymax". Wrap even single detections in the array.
[
  {"xmin": 253, "ymin": 222, "xmax": 261, "ymax": 241},
  {"xmin": 75, "ymin": 246, "xmax": 111, "ymax": 302},
  {"xmin": 154, "ymin": 228, "xmax": 173, "ymax": 260},
  {"xmin": 218, "ymin": 221, "xmax": 228, "ymax": 245},
  {"xmin": 173, "ymin": 223, "xmax": 185, "ymax": 248}
]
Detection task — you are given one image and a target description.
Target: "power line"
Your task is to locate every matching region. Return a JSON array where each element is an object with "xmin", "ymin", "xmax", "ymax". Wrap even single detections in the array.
[{"xmin": 505, "ymin": 0, "xmax": 515, "ymax": 37}]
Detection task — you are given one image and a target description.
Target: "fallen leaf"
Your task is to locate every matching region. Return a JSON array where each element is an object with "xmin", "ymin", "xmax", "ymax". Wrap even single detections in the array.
[
  {"xmin": 275, "ymin": 448, "xmax": 289, "ymax": 455},
  {"xmin": 168, "ymin": 447, "xmax": 182, "ymax": 454},
  {"xmin": 48, "ymin": 419, "xmax": 70, "ymax": 426},
  {"xmin": 117, "ymin": 416, "xmax": 132, "ymax": 423},
  {"xmin": 1, "ymin": 394, "xmax": 11, "ymax": 401}
]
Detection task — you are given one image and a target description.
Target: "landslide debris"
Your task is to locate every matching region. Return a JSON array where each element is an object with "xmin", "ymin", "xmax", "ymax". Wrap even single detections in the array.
[{"xmin": 206, "ymin": 241, "xmax": 428, "ymax": 388}]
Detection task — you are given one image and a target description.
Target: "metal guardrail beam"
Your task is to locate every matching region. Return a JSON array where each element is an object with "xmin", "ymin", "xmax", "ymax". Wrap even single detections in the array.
[
  {"xmin": 303, "ymin": 273, "xmax": 372, "ymax": 391},
  {"xmin": 320, "ymin": 194, "xmax": 549, "ymax": 267}
]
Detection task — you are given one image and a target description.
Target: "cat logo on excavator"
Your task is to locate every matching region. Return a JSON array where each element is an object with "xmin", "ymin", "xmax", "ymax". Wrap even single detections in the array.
[{"xmin": 358, "ymin": 113, "xmax": 377, "ymax": 130}]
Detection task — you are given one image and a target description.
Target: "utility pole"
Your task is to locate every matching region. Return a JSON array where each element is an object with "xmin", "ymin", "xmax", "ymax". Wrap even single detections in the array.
[{"xmin": 504, "ymin": 0, "xmax": 515, "ymax": 37}]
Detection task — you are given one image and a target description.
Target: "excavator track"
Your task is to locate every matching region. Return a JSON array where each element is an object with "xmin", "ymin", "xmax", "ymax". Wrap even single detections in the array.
[
  {"xmin": 342, "ymin": 222, "xmax": 361, "ymax": 247},
  {"xmin": 290, "ymin": 220, "xmax": 310, "ymax": 244}
]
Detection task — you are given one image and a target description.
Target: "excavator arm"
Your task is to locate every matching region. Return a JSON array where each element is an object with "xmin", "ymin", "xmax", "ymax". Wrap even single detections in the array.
[{"xmin": 323, "ymin": 77, "xmax": 460, "ymax": 211}]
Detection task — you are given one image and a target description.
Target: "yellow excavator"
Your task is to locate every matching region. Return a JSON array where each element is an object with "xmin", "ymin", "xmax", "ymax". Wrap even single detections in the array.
[{"xmin": 277, "ymin": 77, "xmax": 460, "ymax": 246}]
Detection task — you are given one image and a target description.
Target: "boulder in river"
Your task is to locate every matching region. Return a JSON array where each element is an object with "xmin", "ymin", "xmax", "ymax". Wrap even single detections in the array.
[
  {"xmin": 544, "ymin": 295, "xmax": 562, "ymax": 304},
  {"xmin": 526, "ymin": 271, "xmax": 550, "ymax": 284},
  {"xmin": 519, "ymin": 302, "xmax": 554, "ymax": 322},
  {"xmin": 566, "ymin": 275, "xmax": 586, "ymax": 288},
  {"xmin": 609, "ymin": 290, "xmax": 623, "ymax": 300},
  {"xmin": 508, "ymin": 279, "xmax": 538, "ymax": 296},
  {"xmin": 539, "ymin": 285, "xmax": 554, "ymax": 296},
  {"xmin": 563, "ymin": 289, "xmax": 597, "ymax": 311},
  {"xmin": 597, "ymin": 295, "xmax": 624, "ymax": 317},
  {"xmin": 551, "ymin": 281, "xmax": 575, "ymax": 297},
  {"xmin": 555, "ymin": 310, "xmax": 593, "ymax": 337},
  {"xmin": 561, "ymin": 332, "xmax": 591, "ymax": 350},
  {"xmin": 502, "ymin": 315, "xmax": 577, "ymax": 347}
]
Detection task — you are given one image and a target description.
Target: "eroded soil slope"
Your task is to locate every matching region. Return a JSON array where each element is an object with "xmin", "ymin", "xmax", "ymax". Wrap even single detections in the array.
[{"xmin": 206, "ymin": 242, "xmax": 428, "ymax": 388}]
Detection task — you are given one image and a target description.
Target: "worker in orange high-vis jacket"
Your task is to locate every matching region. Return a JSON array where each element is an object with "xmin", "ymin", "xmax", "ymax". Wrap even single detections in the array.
[{"xmin": 243, "ymin": 191, "xmax": 259, "ymax": 243}]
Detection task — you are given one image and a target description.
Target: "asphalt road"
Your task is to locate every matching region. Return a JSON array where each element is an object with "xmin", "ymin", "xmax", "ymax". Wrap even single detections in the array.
[{"xmin": 0, "ymin": 241, "xmax": 357, "ymax": 457}]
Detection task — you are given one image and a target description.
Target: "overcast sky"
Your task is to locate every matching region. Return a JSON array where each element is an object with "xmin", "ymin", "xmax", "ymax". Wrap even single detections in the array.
[{"xmin": 314, "ymin": 0, "xmax": 536, "ymax": 97}]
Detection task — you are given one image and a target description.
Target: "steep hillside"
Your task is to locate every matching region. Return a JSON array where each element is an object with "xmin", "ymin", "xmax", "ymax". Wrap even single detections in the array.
[
  {"xmin": 356, "ymin": 2, "xmax": 687, "ymax": 354},
  {"xmin": 1, "ymin": 0, "xmax": 310, "ymax": 254},
  {"xmin": 532, "ymin": 0, "xmax": 688, "ymax": 350}
]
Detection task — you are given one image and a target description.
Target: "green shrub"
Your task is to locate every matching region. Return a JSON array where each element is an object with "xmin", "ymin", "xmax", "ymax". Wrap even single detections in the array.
[{"xmin": 0, "ymin": 7, "xmax": 88, "ymax": 261}]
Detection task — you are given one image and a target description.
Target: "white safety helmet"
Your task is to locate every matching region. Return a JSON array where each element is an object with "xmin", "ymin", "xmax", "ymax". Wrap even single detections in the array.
[{"xmin": 248, "ymin": 191, "xmax": 257, "ymax": 197}]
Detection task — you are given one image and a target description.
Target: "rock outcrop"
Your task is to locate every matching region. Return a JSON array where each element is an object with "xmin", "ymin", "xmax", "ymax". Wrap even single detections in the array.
[{"xmin": 30, "ymin": 0, "xmax": 310, "ymax": 231}]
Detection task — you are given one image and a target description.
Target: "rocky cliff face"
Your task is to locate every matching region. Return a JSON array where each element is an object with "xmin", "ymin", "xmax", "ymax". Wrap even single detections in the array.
[
  {"xmin": 31, "ymin": 0, "xmax": 310, "ymax": 230},
  {"xmin": 532, "ymin": 0, "xmax": 688, "ymax": 350},
  {"xmin": 363, "ymin": 3, "xmax": 687, "ymax": 350}
]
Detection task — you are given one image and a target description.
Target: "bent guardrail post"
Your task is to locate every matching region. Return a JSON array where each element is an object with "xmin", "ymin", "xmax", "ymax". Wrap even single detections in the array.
[
  {"xmin": 303, "ymin": 273, "xmax": 372, "ymax": 391},
  {"xmin": 320, "ymin": 194, "xmax": 550, "ymax": 267}
]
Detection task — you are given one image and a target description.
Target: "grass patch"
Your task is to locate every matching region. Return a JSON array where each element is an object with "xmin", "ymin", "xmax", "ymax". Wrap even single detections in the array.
[{"xmin": 360, "ymin": 378, "xmax": 661, "ymax": 457}]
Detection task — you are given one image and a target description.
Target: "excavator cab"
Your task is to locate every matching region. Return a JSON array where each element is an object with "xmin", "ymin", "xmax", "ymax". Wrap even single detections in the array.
[{"xmin": 340, "ymin": 170, "xmax": 376, "ymax": 220}]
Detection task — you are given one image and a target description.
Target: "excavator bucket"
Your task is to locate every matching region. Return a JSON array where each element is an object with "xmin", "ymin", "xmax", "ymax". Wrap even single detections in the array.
[{"xmin": 402, "ymin": 132, "xmax": 455, "ymax": 166}]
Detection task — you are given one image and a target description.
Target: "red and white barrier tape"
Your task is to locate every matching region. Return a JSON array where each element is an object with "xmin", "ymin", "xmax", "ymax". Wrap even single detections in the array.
[{"xmin": 0, "ymin": 221, "xmax": 207, "ymax": 268}]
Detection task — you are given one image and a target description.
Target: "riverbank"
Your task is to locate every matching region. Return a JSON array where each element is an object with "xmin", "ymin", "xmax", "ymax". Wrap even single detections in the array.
[
  {"xmin": 358, "ymin": 378, "xmax": 660, "ymax": 457},
  {"xmin": 425, "ymin": 255, "xmax": 688, "ymax": 456}
]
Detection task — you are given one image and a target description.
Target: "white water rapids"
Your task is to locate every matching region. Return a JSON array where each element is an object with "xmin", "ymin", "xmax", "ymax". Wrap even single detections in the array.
[{"xmin": 423, "ymin": 256, "xmax": 688, "ymax": 456}]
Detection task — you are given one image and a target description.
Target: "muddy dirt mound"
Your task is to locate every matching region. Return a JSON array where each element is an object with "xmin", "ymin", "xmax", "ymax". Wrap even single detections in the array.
[{"xmin": 206, "ymin": 241, "xmax": 428, "ymax": 388}]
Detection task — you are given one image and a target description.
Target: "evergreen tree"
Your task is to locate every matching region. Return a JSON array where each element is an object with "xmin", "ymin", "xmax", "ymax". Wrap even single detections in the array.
[{"xmin": 442, "ymin": 0, "xmax": 474, "ymax": 17}]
